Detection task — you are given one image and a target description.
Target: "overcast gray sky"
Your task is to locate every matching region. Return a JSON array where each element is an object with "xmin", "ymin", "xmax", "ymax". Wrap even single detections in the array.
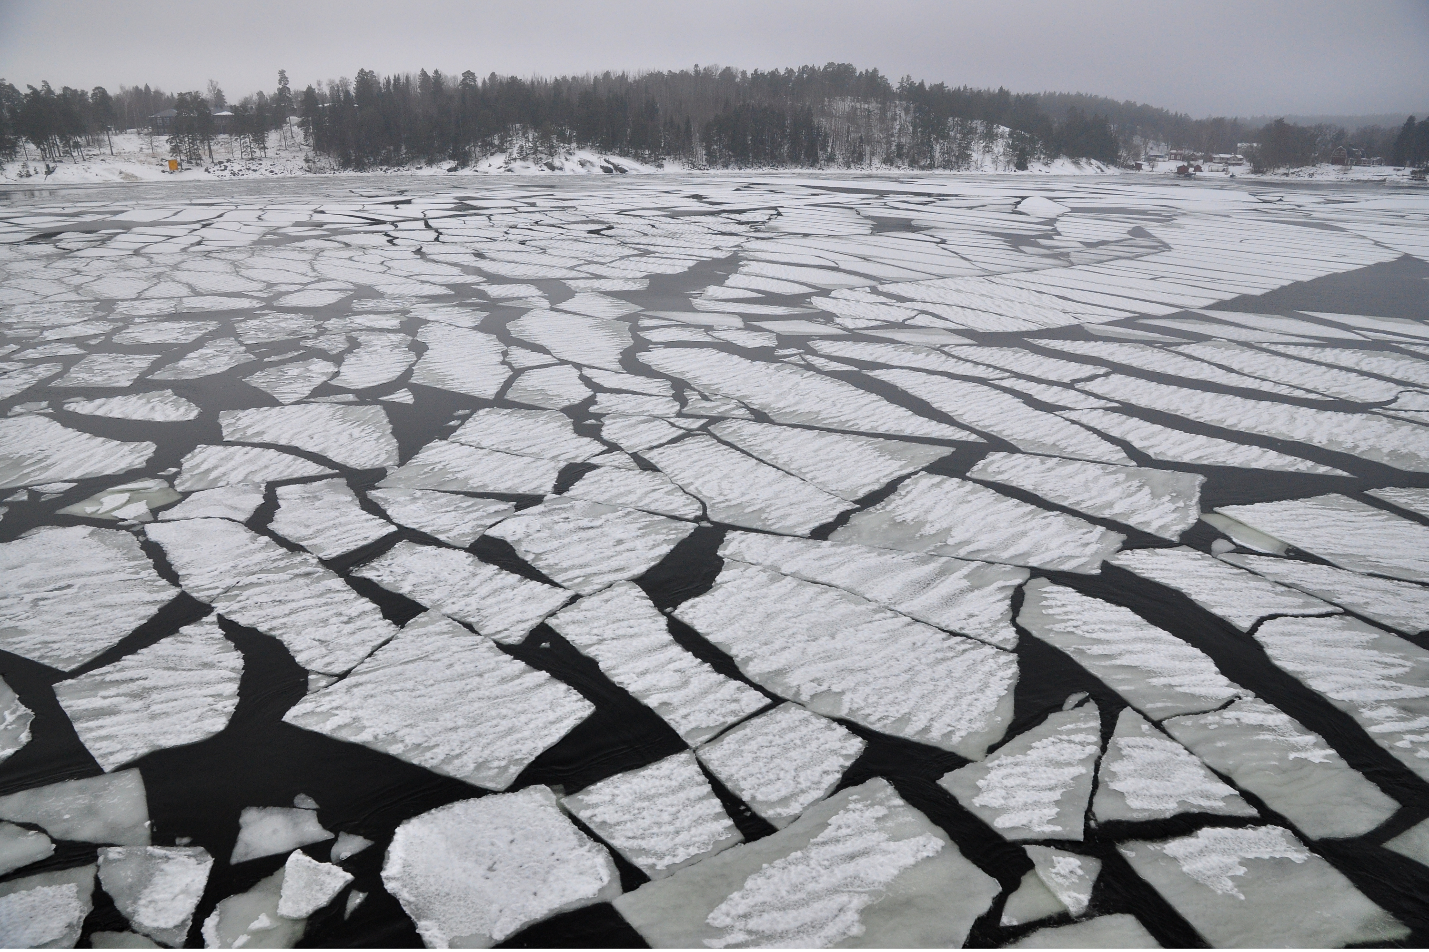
[{"xmin": 2, "ymin": 0, "xmax": 1425, "ymax": 117}]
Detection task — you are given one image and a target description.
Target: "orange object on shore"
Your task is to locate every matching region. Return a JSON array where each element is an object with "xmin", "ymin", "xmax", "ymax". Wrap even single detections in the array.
[{"xmin": 167, "ymin": 159, "xmax": 178, "ymax": 172}]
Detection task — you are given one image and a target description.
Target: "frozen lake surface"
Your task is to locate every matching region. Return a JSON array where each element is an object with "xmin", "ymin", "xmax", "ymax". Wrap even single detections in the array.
[{"xmin": 0, "ymin": 172, "xmax": 1427, "ymax": 948}]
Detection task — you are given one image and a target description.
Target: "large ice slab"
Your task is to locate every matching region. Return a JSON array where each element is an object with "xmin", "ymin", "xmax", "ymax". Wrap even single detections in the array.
[
  {"xmin": 1118, "ymin": 825, "xmax": 1405, "ymax": 946},
  {"xmin": 1220, "ymin": 552, "xmax": 1429, "ymax": 635},
  {"xmin": 0, "ymin": 769, "xmax": 150, "ymax": 845},
  {"xmin": 0, "ymin": 526, "xmax": 177, "ymax": 671},
  {"xmin": 219, "ymin": 404, "xmax": 398, "ymax": 471},
  {"xmin": 64, "ymin": 390, "xmax": 201, "ymax": 422},
  {"xmin": 871, "ymin": 368, "xmax": 1132, "ymax": 464},
  {"xmin": 158, "ymin": 483, "xmax": 264, "ymax": 523},
  {"xmin": 1092, "ymin": 707, "xmax": 1253, "ymax": 823},
  {"xmin": 614, "ymin": 778, "xmax": 999, "ymax": 948},
  {"xmin": 1061, "ymin": 408, "xmax": 1348, "ymax": 475},
  {"xmin": 1081, "ymin": 374, "xmax": 1429, "ymax": 472},
  {"xmin": 1219, "ymin": 494, "xmax": 1429, "ymax": 583},
  {"xmin": 675, "ymin": 561, "xmax": 1016, "ymax": 756},
  {"xmin": 696, "ymin": 702, "xmax": 865, "ymax": 829},
  {"xmin": 1112, "ymin": 546, "xmax": 1336, "ymax": 631},
  {"xmin": 505, "ymin": 364, "xmax": 592, "ymax": 409},
  {"xmin": 0, "ymin": 864, "xmax": 96, "ymax": 950},
  {"xmin": 285, "ymin": 610, "xmax": 593, "ymax": 790},
  {"xmin": 55, "ymin": 353, "xmax": 157, "ymax": 388},
  {"xmin": 1177, "ymin": 340, "xmax": 1403, "ymax": 402},
  {"xmin": 1009, "ymin": 914, "xmax": 1160, "ymax": 949},
  {"xmin": 229, "ymin": 806, "xmax": 333, "ymax": 864},
  {"xmin": 276, "ymin": 851, "xmax": 353, "ymax": 919},
  {"xmin": 242, "ymin": 358, "xmax": 337, "ymax": 405},
  {"xmin": 0, "ymin": 416, "xmax": 154, "ymax": 490},
  {"xmin": 709, "ymin": 419, "xmax": 949, "ymax": 500},
  {"xmin": 721, "ymin": 530, "xmax": 1025, "ymax": 648},
  {"xmin": 367, "ymin": 488, "xmax": 513, "ymax": 547},
  {"xmin": 1162, "ymin": 697, "xmax": 1397, "ymax": 839},
  {"xmin": 1040, "ymin": 338, "xmax": 1323, "ymax": 398},
  {"xmin": 562, "ymin": 751, "xmax": 741, "ymax": 879},
  {"xmin": 409, "ymin": 324, "xmax": 508, "ymax": 398},
  {"xmin": 353, "ymin": 541, "xmax": 569, "ymax": 643},
  {"xmin": 1369, "ymin": 486, "xmax": 1429, "ymax": 519},
  {"xmin": 1253, "ymin": 614, "xmax": 1429, "ymax": 782},
  {"xmin": 510, "ymin": 309, "xmax": 631, "ymax": 371},
  {"xmin": 382, "ymin": 787, "xmax": 621, "ymax": 947},
  {"xmin": 200, "ymin": 866, "xmax": 305, "ymax": 949},
  {"xmin": 54, "ymin": 618, "xmax": 241, "ymax": 772},
  {"xmin": 970, "ymin": 452, "xmax": 1203, "ymax": 540},
  {"xmin": 269, "ymin": 479, "xmax": 396, "ymax": 559},
  {"xmin": 146, "ymin": 518, "xmax": 398, "ymax": 674},
  {"xmin": 940, "ymin": 707, "xmax": 1100, "ymax": 841},
  {"xmin": 377, "ymin": 440, "xmax": 560, "ymax": 495},
  {"xmin": 331, "ymin": 331, "xmax": 414, "ymax": 389},
  {"xmin": 641, "ymin": 347, "xmax": 971, "ymax": 440},
  {"xmin": 450, "ymin": 408, "xmax": 605, "ymax": 462},
  {"xmin": 1020, "ymin": 580, "xmax": 1245, "ymax": 720},
  {"xmin": 564, "ymin": 466, "xmax": 701, "ymax": 519},
  {"xmin": 547, "ymin": 583, "xmax": 767, "ymax": 745},
  {"xmin": 0, "ymin": 822, "xmax": 53, "ymax": 877},
  {"xmin": 645, "ymin": 435, "xmax": 852, "ymax": 535},
  {"xmin": 174, "ymin": 445, "xmax": 332, "ymax": 491},
  {"xmin": 148, "ymin": 338, "xmax": 252, "ymax": 380},
  {"xmin": 98, "ymin": 846, "xmax": 212, "ymax": 948},
  {"xmin": 833, "ymin": 473, "xmax": 1124, "ymax": 573}
]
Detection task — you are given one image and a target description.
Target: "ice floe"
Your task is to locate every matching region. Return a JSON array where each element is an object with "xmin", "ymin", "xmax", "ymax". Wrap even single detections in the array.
[
  {"xmin": 229, "ymin": 806, "xmax": 333, "ymax": 864},
  {"xmin": 63, "ymin": 390, "xmax": 200, "ymax": 422},
  {"xmin": 353, "ymin": 542, "xmax": 570, "ymax": 643},
  {"xmin": 1162, "ymin": 697, "xmax": 1398, "ymax": 839},
  {"xmin": 57, "ymin": 478, "xmax": 180, "ymax": 522},
  {"xmin": 158, "ymin": 483, "xmax": 264, "ymax": 522},
  {"xmin": 0, "ymin": 525, "xmax": 177, "ymax": 670},
  {"xmin": 174, "ymin": 444, "xmax": 332, "ymax": 491},
  {"xmin": 377, "ymin": 440, "xmax": 560, "ymax": 495},
  {"xmin": 146, "ymin": 518, "xmax": 399, "ymax": 674},
  {"xmin": 1220, "ymin": 552, "xmax": 1429, "ymax": 635},
  {"xmin": 285, "ymin": 610, "xmax": 592, "ymax": 789},
  {"xmin": 505, "ymin": 364, "xmax": 592, "ymax": 409},
  {"xmin": 1177, "ymin": 341, "xmax": 1403, "ymax": 402},
  {"xmin": 242, "ymin": 358, "xmax": 337, "ymax": 404},
  {"xmin": 277, "ymin": 851, "xmax": 353, "ymax": 919},
  {"xmin": 98, "ymin": 845, "xmax": 212, "ymax": 947},
  {"xmin": 147, "ymin": 338, "xmax": 252, "ymax": 380},
  {"xmin": 564, "ymin": 467, "xmax": 701, "ymax": 519},
  {"xmin": 562, "ymin": 751, "xmax": 741, "ymax": 879},
  {"xmin": 54, "ymin": 353, "xmax": 158, "ymax": 388},
  {"xmin": 1040, "ymin": 339, "xmax": 1325, "ymax": 398},
  {"xmin": 1385, "ymin": 817, "xmax": 1429, "ymax": 868},
  {"xmin": 833, "ymin": 473, "xmax": 1124, "ymax": 573},
  {"xmin": 1118, "ymin": 825, "xmax": 1405, "ymax": 946},
  {"xmin": 1019, "ymin": 580, "xmax": 1245, "ymax": 719},
  {"xmin": 54, "ymin": 618, "xmax": 241, "ymax": 771},
  {"xmin": 220, "ymin": 404, "xmax": 398, "ymax": 470},
  {"xmin": 0, "ymin": 769, "xmax": 150, "ymax": 845},
  {"xmin": 409, "ymin": 324, "xmax": 508, "ymax": 398},
  {"xmin": 0, "ymin": 822, "xmax": 52, "ymax": 877},
  {"xmin": 940, "ymin": 707, "xmax": 1100, "ymax": 841},
  {"xmin": 970, "ymin": 452, "xmax": 1202, "ymax": 540},
  {"xmin": 1368, "ymin": 486, "xmax": 1429, "ymax": 520},
  {"xmin": 331, "ymin": 332, "xmax": 415, "ymax": 389},
  {"xmin": 382, "ymin": 787, "xmax": 621, "ymax": 947},
  {"xmin": 510, "ymin": 309, "xmax": 631, "ymax": 371},
  {"xmin": 1009, "ymin": 914, "xmax": 1160, "ymax": 948},
  {"xmin": 367, "ymin": 488, "xmax": 513, "ymax": 547},
  {"xmin": 450, "ymin": 407, "xmax": 604, "ymax": 462},
  {"xmin": 614, "ymin": 778, "xmax": 999, "ymax": 948},
  {"xmin": 1024, "ymin": 845, "xmax": 1101, "ymax": 917},
  {"xmin": 0, "ymin": 415, "xmax": 154, "ymax": 490},
  {"xmin": 200, "ymin": 866, "xmax": 305, "ymax": 949},
  {"xmin": 0, "ymin": 864, "xmax": 96, "ymax": 950},
  {"xmin": 269, "ymin": 479, "xmax": 396, "ymax": 559},
  {"xmin": 1092, "ymin": 707, "xmax": 1253, "ymax": 823},
  {"xmin": 675, "ymin": 561, "xmax": 1016, "ymax": 756}
]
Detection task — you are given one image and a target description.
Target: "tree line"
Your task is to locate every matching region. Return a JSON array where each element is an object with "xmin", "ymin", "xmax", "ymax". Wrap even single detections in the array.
[{"xmin": 2, "ymin": 63, "xmax": 1424, "ymax": 172}]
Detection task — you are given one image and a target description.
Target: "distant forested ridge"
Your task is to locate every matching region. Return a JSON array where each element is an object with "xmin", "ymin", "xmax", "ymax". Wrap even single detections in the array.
[{"xmin": 1, "ymin": 64, "xmax": 1425, "ymax": 172}]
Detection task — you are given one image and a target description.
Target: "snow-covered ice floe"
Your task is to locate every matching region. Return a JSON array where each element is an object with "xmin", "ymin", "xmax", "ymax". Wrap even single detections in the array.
[
  {"xmin": 269, "ymin": 478, "xmax": 396, "ymax": 559},
  {"xmin": 0, "ymin": 415, "xmax": 154, "ymax": 490},
  {"xmin": 0, "ymin": 863, "xmax": 97, "ymax": 949},
  {"xmin": 98, "ymin": 845, "xmax": 212, "ymax": 948},
  {"xmin": 1220, "ymin": 552, "xmax": 1429, "ymax": 635},
  {"xmin": 366, "ymin": 488, "xmax": 513, "ymax": 547},
  {"xmin": 219, "ymin": 404, "xmax": 399, "ymax": 471}
]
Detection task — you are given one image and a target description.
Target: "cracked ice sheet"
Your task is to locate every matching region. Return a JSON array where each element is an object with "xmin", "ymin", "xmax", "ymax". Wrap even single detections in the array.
[
  {"xmin": 940, "ymin": 707, "xmax": 1100, "ymax": 841},
  {"xmin": 409, "ymin": 324, "xmax": 508, "ymax": 398},
  {"xmin": 1092, "ymin": 707, "xmax": 1254, "ymax": 824},
  {"xmin": 269, "ymin": 479, "xmax": 396, "ymax": 559},
  {"xmin": 1060, "ymin": 408, "xmax": 1349, "ymax": 476},
  {"xmin": 709, "ymin": 419, "xmax": 950, "ymax": 500},
  {"xmin": 366, "ymin": 489, "xmax": 513, "ymax": 548},
  {"xmin": 645, "ymin": 435, "xmax": 851, "ymax": 535},
  {"xmin": 870, "ymin": 368, "xmax": 1131, "ymax": 464},
  {"xmin": 382, "ymin": 787, "xmax": 620, "ymax": 948},
  {"xmin": 486, "ymin": 498, "xmax": 693, "ymax": 594},
  {"xmin": 1111, "ymin": 546, "xmax": 1337, "ymax": 631},
  {"xmin": 562, "ymin": 752, "xmax": 741, "ymax": 879},
  {"xmin": 1253, "ymin": 614, "xmax": 1429, "ymax": 783},
  {"xmin": 509, "ymin": 309, "xmax": 632, "ymax": 371},
  {"xmin": 353, "ymin": 540, "xmax": 569, "ymax": 643},
  {"xmin": 241, "ymin": 358, "xmax": 336, "ymax": 404},
  {"xmin": 970, "ymin": 452, "xmax": 1203, "ymax": 540},
  {"xmin": 1118, "ymin": 826, "xmax": 1405, "ymax": 947},
  {"xmin": 833, "ymin": 472, "xmax": 1123, "ymax": 573},
  {"xmin": 1019, "ymin": 580, "xmax": 1246, "ymax": 720},
  {"xmin": 377, "ymin": 440, "xmax": 559, "ymax": 495},
  {"xmin": 145, "ymin": 518, "xmax": 398, "ymax": 675},
  {"xmin": 1219, "ymin": 493, "xmax": 1429, "ymax": 583},
  {"xmin": 284, "ymin": 611, "xmax": 592, "ymax": 791},
  {"xmin": 1081, "ymin": 374, "xmax": 1429, "ymax": 472},
  {"xmin": 675, "ymin": 561, "xmax": 1015, "ymax": 757},
  {"xmin": 547, "ymin": 583, "xmax": 767, "ymax": 745},
  {"xmin": 1162, "ymin": 697, "xmax": 1397, "ymax": 839},
  {"xmin": 614, "ymin": 778, "xmax": 999, "ymax": 949},
  {"xmin": 0, "ymin": 526, "xmax": 177, "ymax": 671},
  {"xmin": 1176, "ymin": 340, "xmax": 1404, "ymax": 402},
  {"xmin": 174, "ymin": 445, "xmax": 332, "ymax": 491},
  {"xmin": 63, "ymin": 391, "xmax": 200, "ymax": 422},
  {"xmin": 55, "ymin": 618, "xmax": 242, "ymax": 772},
  {"xmin": 219, "ymin": 404, "xmax": 398, "ymax": 471},
  {"xmin": 641, "ymin": 347, "xmax": 972, "ymax": 440},
  {"xmin": 0, "ymin": 415, "xmax": 154, "ymax": 490},
  {"xmin": 1038, "ymin": 339, "xmax": 1327, "ymax": 399},
  {"xmin": 696, "ymin": 702, "xmax": 865, "ymax": 829},
  {"xmin": 1220, "ymin": 553, "xmax": 1429, "ymax": 636},
  {"xmin": 450, "ymin": 407, "xmax": 604, "ymax": 462},
  {"xmin": 720, "ymin": 530, "xmax": 1025, "ymax": 648}
]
